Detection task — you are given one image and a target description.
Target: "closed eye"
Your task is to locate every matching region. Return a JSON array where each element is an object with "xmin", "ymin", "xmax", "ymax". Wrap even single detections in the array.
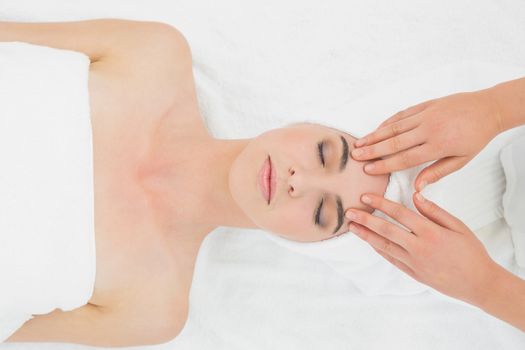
[{"xmin": 317, "ymin": 141, "xmax": 325, "ymax": 167}]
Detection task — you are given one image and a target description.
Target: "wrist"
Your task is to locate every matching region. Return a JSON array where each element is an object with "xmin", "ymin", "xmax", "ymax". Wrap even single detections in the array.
[
  {"xmin": 482, "ymin": 85, "xmax": 506, "ymax": 135},
  {"xmin": 466, "ymin": 259, "xmax": 508, "ymax": 310},
  {"xmin": 485, "ymin": 77, "xmax": 525, "ymax": 133},
  {"xmin": 473, "ymin": 262, "xmax": 513, "ymax": 311}
]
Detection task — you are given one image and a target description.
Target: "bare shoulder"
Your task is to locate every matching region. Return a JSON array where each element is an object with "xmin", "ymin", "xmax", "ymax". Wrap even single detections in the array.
[
  {"xmin": 88, "ymin": 22, "xmax": 196, "ymax": 122},
  {"xmin": 91, "ymin": 21, "xmax": 193, "ymax": 88},
  {"xmin": 5, "ymin": 302, "xmax": 186, "ymax": 347}
]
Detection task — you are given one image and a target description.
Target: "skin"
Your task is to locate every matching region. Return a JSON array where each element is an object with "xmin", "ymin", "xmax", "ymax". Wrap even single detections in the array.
[
  {"xmin": 1, "ymin": 19, "xmax": 389, "ymax": 346},
  {"xmin": 347, "ymin": 77, "xmax": 525, "ymax": 332},
  {"xmin": 228, "ymin": 123, "xmax": 389, "ymax": 242}
]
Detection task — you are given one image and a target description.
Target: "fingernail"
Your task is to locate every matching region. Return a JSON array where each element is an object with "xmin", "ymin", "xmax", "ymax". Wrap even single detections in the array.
[
  {"xmin": 354, "ymin": 138, "xmax": 366, "ymax": 147},
  {"xmin": 361, "ymin": 195, "xmax": 372, "ymax": 204},
  {"xmin": 419, "ymin": 181, "xmax": 427, "ymax": 191},
  {"xmin": 364, "ymin": 163, "xmax": 375, "ymax": 173},
  {"xmin": 352, "ymin": 148, "xmax": 363, "ymax": 158},
  {"xmin": 345, "ymin": 210, "xmax": 356, "ymax": 220},
  {"xmin": 416, "ymin": 192, "xmax": 425, "ymax": 202}
]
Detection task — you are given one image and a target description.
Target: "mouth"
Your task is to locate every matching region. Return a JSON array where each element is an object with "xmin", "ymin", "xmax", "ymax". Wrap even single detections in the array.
[{"xmin": 258, "ymin": 155, "xmax": 276, "ymax": 205}]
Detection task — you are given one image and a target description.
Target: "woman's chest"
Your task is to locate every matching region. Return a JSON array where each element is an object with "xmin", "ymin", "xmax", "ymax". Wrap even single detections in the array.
[{"xmin": 85, "ymin": 68, "xmax": 188, "ymax": 308}]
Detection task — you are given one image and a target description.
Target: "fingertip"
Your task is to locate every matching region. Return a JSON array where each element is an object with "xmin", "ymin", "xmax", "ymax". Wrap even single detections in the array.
[
  {"xmin": 345, "ymin": 210, "xmax": 357, "ymax": 221},
  {"xmin": 417, "ymin": 180, "xmax": 428, "ymax": 192},
  {"xmin": 414, "ymin": 172, "xmax": 429, "ymax": 192},
  {"xmin": 361, "ymin": 194, "xmax": 372, "ymax": 205},
  {"xmin": 413, "ymin": 191, "xmax": 427, "ymax": 207},
  {"xmin": 354, "ymin": 138, "xmax": 366, "ymax": 147},
  {"xmin": 351, "ymin": 148, "xmax": 364, "ymax": 159},
  {"xmin": 364, "ymin": 162, "xmax": 375, "ymax": 174}
]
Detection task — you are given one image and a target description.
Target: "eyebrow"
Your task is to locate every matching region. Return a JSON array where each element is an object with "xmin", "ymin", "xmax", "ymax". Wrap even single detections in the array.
[
  {"xmin": 332, "ymin": 195, "xmax": 344, "ymax": 234},
  {"xmin": 333, "ymin": 136, "xmax": 348, "ymax": 233},
  {"xmin": 339, "ymin": 135, "xmax": 349, "ymax": 172}
]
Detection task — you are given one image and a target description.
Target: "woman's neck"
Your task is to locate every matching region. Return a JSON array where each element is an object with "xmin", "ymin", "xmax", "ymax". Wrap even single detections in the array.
[{"xmin": 139, "ymin": 135, "xmax": 257, "ymax": 240}]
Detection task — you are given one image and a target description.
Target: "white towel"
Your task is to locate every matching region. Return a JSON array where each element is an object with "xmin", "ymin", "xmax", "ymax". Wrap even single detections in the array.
[
  {"xmin": 501, "ymin": 131, "xmax": 525, "ymax": 268},
  {"xmin": 0, "ymin": 42, "xmax": 96, "ymax": 342}
]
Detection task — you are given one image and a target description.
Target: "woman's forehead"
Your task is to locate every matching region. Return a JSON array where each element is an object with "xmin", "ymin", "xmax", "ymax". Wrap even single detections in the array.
[{"xmin": 286, "ymin": 122, "xmax": 356, "ymax": 139}]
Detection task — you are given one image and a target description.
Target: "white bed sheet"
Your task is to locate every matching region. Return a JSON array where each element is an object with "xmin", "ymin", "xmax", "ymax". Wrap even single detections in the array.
[{"xmin": 1, "ymin": 1, "xmax": 525, "ymax": 349}]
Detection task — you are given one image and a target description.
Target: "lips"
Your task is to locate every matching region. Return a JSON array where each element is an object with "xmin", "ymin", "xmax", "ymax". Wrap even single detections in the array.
[{"xmin": 258, "ymin": 156, "xmax": 276, "ymax": 204}]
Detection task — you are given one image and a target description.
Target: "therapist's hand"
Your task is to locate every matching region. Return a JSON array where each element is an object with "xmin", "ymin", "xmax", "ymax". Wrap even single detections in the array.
[
  {"xmin": 351, "ymin": 90, "xmax": 502, "ymax": 191},
  {"xmin": 344, "ymin": 192, "xmax": 500, "ymax": 306}
]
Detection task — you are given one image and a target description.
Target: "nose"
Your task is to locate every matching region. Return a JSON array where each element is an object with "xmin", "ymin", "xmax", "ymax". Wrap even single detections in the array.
[{"xmin": 287, "ymin": 166, "xmax": 330, "ymax": 197}]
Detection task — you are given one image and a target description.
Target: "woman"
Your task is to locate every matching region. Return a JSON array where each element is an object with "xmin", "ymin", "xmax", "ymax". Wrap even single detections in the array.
[
  {"xmin": 1, "ymin": 19, "xmax": 388, "ymax": 347},
  {"xmin": 2, "ymin": 18, "xmax": 523, "ymax": 346}
]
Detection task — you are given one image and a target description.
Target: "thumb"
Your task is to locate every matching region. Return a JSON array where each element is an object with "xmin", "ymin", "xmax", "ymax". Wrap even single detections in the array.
[
  {"xmin": 415, "ymin": 157, "xmax": 468, "ymax": 191},
  {"xmin": 413, "ymin": 192, "xmax": 469, "ymax": 233}
]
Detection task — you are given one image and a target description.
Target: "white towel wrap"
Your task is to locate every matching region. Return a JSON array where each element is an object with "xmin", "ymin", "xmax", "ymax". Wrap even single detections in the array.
[
  {"xmin": 500, "ymin": 131, "xmax": 525, "ymax": 268},
  {"xmin": 0, "ymin": 42, "xmax": 96, "ymax": 341}
]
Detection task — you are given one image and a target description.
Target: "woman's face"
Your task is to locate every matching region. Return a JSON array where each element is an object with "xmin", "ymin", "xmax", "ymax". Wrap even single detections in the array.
[{"xmin": 229, "ymin": 123, "xmax": 389, "ymax": 242}]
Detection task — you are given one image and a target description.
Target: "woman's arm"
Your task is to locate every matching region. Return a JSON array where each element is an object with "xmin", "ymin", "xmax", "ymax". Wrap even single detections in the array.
[
  {"xmin": 5, "ymin": 304, "xmax": 177, "ymax": 347},
  {"xmin": 479, "ymin": 265, "xmax": 525, "ymax": 332},
  {"xmin": 491, "ymin": 77, "xmax": 525, "ymax": 132},
  {"xmin": 0, "ymin": 18, "xmax": 182, "ymax": 63}
]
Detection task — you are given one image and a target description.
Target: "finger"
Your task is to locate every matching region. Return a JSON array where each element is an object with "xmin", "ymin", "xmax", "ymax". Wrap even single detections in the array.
[
  {"xmin": 346, "ymin": 207, "xmax": 414, "ymax": 248},
  {"xmin": 354, "ymin": 117, "xmax": 419, "ymax": 148},
  {"xmin": 352, "ymin": 129, "xmax": 424, "ymax": 161},
  {"xmin": 373, "ymin": 248, "xmax": 417, "ymax": 279},
  {"xmin": 414, "ymin": 156, "xmax": 470, "ymax": 191},
  {"xmin": 348, "ymin": 221, "xmax": 411, "ymax": 266},
  {"xmin": 356, "ymin": 193, "xmax": 429, "ymax": 235},
  {"xmin": 412, "ymin": 192, "xmax": 469, "ymax": 233},
  {"xmin": 363, "ymin": 144, "xmax": 434, "ymax": 175},
  {"xmin": 376, "ymin": 100, "xmax": 431, "ymax": 130}
]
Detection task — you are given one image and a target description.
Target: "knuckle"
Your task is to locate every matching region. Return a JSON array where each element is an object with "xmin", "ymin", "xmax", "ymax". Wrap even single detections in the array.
[
  {"xmin": 399, "ymin": 150, "xmax": 412, "ymax": 168},
  {"xmin": 378, "ymin": 221, "xmax": 392, "ymax": 236},
  {"xmin": 361, "ymin": 146, "xmax": 372, "ymax": 157},
  {"xmin": 381, "ymin": 239, "xmax": 392, "ymax": 253},
  {"xmin": 389, "ymin": 204, "xmax": 404, "ymax": 220},
  {"xmin": 384, "ymin": 225, "xmax": 397, "ymax": 239},
  {"xmin": 390, "ymin": 123, "xmax": 403, "ymax": 137},
  {"xmin": 389, "ymin": 136, "xmax": 402, "ymax": 152}
]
